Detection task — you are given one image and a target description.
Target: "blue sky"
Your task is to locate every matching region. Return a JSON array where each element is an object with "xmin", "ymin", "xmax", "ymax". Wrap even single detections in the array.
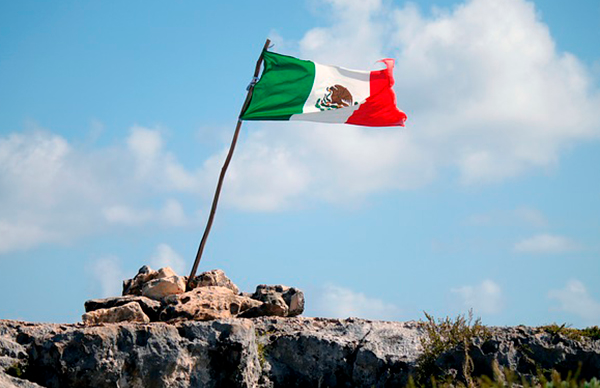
[{"xmin": 1, "ymin": 0, "xmax": 599, "ymax": 327}]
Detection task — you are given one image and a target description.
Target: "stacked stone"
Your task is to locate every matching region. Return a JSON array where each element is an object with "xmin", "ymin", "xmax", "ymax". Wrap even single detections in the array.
[{"xmin": 82, "ymin": 267, "xmax": 304, "ymax": 324}]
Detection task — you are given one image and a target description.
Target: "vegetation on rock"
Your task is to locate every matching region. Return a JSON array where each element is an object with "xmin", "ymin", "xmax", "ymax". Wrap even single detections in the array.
[
  {"xmin": 539, "ymin": 323, "xmax": 600, "ymax": 342},
  {"xmin": 416, "ymin": 309, "xmax": 490, "ymax": 386},
  {"xmin": 414, "ymin": 311, "xmax": 600, "ymax": 388}
]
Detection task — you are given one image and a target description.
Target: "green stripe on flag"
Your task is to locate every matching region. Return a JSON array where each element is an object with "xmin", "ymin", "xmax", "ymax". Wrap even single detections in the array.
[{"xmin": 241, "ymin": 51, "xmax": 315, "ymax": 121}]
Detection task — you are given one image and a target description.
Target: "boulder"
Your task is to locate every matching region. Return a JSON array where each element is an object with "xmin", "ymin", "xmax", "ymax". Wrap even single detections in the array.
[
  {"xmin": 160, "ymin": 286, "xmax": 262, "ymax": 321},
  {"xmin": 156, "ymin": 266, "xmax": 177, "ymax": 279},
  {"xmin": 249, "ymin": 284, "xmax": 305, "ymax": 317},
  {"xmin": 141, "ymin": 275, "xmax": 187, "ymax": 300},
  {"xmin": 103, "ymin": 266, "xmax": 305, "ymax": 323},
  {"xmin": 0, "ymin": 372, "xmax": 45, "ymax": 388},
  {"xmin": 1, "ymin": 319, "xmax": 262, "ymax": 388},
  {"xmin": 122, "ymin": 265, "xmax": 158, "ymax": 296},
  {"xmin": 192, "ymin": 269, "xmax": 240, "ymax": 294},
  {"xmin": 84, "ymin": 295, "xmax": 162, "ymax": 321},
  {"xmin": 82, "ymin": 302, "xmax": 150, "ymax": 325}
]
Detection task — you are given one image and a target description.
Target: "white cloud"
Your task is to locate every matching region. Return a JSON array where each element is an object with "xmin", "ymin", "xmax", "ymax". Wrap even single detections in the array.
[
  {"xmin": 127, "ymin": 125, "xmax": 163, "ymax": 174},
  {"xmin": 451, "ymin": 279, "xmax": 503, "ymax": 314},
  {"xmin": 313, "ymin": 284, "xmax": 401, "ymax": 321},
  {"xmin": 160, "ymin": 199, "xmax": 188, "ymax": 226},
  {"xmin": 514, "ymin": 207, "xmax": 548, "ymax": 228},
  {"xmin": 390, "ymin": 0, "xmax": 600, "ymax": 184},
  {"xmin": 2, "ymin": 0, "xmax": 600, "ymax": 252},
  {"xmin": 103, "ymin": 199, "xmax": 189, "ymax": 226},
  {"xmin": 149, "ymin": 243, "xmax": 187, "ymax": 275},
  {"xmin": 0, "ymin": 221, "xmax": 60, "ymax": 254},
  {"xmin": 466, "ymin": 206, "xmax": 548, "ymax": 228},
  {"xmin": 210, "ymin": 132, "xmax": 312, "ymax": 211},
  {"xmin": 514, "ymin": 234, "xmax": 579, "ymax": 254},
  {"xmin": 0, "ymin": 128, "xmax": 198, "ymax": 255},
  {"xmin": 87, "ymin": 256, "xmax": 125, "ymax": 298},
  {"xmin": 103, "ymin": 205, "xmax": 153, "ymax": 225},
  {"xmin": 548, "ymin": 279, "xmax": 600, "ymax": 324},
  {"xmin": 127, "ymin": 126, "xmax": 202, "ymax": 192},
  {"xmin": 223, "ymin": 0, "xmax": 600, "ymax": 208},
  {"xmin": 0, "ymin": 130, "xmax": 111, "ymax": 253}
]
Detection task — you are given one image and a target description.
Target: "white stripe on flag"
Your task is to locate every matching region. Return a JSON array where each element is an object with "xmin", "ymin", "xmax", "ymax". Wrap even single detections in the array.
[
  {"xmin": 300, "ymin": 62, "xmax": 371, "ymax": 115},
  {"xmin": 290, "ymin": 104, "xmax": 362, "ymax": 123}
]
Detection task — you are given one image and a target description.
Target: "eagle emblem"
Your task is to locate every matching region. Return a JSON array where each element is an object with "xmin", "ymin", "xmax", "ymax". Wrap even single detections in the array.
[{"xmin": 315, "ymin": 84, "xmax": 357, "ymax": 111}]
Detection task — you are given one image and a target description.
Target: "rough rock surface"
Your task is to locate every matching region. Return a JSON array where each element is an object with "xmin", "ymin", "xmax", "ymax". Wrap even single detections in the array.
[
  {"xmin": 142, "ymin": 275, "xmax": 187, "ymax": 300},
  {"xmin": 84, "ymin": 295, "xmax": 162, "ymax": 321},
  {"xmin": 434, "ymin": 326, "xmax": 600, "ymax": 382},
  {"xmin": 82, "ymin": 302, "xmax": 151, "ymax": 324},
  {"xmin": 192, "ymin": 269, "xmax": 240, "ymax": 294},
  {"xmin": 86, "ymin": 267, "xmax": 305, "ymax": 323},
  {"xmin": 122, "ymin": 265, "xmax": 157, "ymax": 296},
  {"xmin": 2, "ymin": 318, "xmax": 599, "ymax": 388},
  {"xmin": 160, "ymin": 286, "xmax": 263, "ymax": 322},
  {"xmin": 0, "ymin": 373, "xmax": 44, "ymax": 388},
  {"xmin": 247, "ymin": 285, "xmax": 305, "ymax": 317}
]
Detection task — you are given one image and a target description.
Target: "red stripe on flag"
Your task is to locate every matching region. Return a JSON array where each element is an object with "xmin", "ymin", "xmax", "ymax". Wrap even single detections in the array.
[{"xmin": 345, "ymin": 59, "xmax": 407, "ymax": 127}]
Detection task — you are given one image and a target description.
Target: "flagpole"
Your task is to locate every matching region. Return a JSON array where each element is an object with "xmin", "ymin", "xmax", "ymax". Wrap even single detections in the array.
[{"xmin": 186, "ymin": 38, "xmax": 271, "ymax": 290}]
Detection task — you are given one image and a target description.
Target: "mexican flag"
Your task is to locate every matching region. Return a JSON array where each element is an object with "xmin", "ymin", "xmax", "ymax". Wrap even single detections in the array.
[{"xmin": 240, "ymin": 51, "xmax": 407, "ymax": 127}]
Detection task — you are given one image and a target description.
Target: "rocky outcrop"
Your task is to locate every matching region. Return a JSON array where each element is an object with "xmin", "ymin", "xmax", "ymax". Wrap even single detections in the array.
[
  {"xmin": 0, "ymin": 317, "xmax": 421, "ymax": 388},
  {"xmin": 191, "ymin": 269, "xmax": 240, "ymax": 294},
  {"xmin": 3, "ymin": 267, "xmax": 599, "ymax": 387},
  {"xmin": 84, "ymin": 295, "xmax": 162, "ymax": 321},
  {"xmin": 244, "ymin": 285, "xmax": 305, "ymax": 318},
  {"xmin": 160, "ymin": 286, "xmax": 263, "ymax": 321},
  {"xmin": 86, "ymin": 267, "xmax": 305, "ymax": 324},
  {"xmin": 82, "ymin": 302, "xmax": 151, "ymax": 324},
  {"xmin": 430, "ymin": 326, "xmax": 600, "ymax": 382},
  {"xmin": 2, "ymin": 318, "xmax": 599, "ymax": 388}
]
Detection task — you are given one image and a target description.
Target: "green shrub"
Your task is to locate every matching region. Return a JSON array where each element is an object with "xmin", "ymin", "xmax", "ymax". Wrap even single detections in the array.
[
  {"xmin": 413, "ymin": 313, "xmax": 599, "ymax": 388},
  {"xmin": 416, "ymin": 310, "xmax": 489, "ymax": 387},
  {"xmin": 540, "ymin": 323, "xmax": 600, "ymax": 342}
]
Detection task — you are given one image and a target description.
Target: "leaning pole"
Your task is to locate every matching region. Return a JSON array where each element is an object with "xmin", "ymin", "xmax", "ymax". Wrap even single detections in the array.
[{"xmin": 186, "ymin": 39, "xmax": 271, "ymax": 290}]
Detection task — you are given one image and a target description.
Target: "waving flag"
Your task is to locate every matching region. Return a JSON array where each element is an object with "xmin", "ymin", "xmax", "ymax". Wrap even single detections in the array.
[
  {"xmin": 240, "ymin": 51, "xmax": 407, "ymax": 127},
  {"xmin": 188, "ymin": 41, "xmax": 408, "ymax": 286}
]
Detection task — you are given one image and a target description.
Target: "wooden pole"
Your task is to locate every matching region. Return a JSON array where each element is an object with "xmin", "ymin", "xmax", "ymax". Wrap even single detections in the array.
[{"xmin": 186, "ymin": 38, "xmax": 271, "ymax": 290}]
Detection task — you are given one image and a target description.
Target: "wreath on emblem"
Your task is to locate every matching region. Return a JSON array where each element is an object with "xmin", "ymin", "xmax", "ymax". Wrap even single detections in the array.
[{"xmin": 315, "ymin": 84, "xmax": 358, "ymax": 111}]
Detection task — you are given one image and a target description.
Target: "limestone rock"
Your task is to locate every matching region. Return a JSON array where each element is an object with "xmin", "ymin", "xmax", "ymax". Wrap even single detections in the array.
[
  {"xmin": 192, "ymin": 269, "xmax": 240, "ymax": 294},
  {"xmin": 1, "ymin": 319, "xmax": 261, "ymax": 388},
  {"xmin": 142, "ymin": 275, "xmax": 186, "ymax": 300},
  {"xmin": 253, "ymin": 317, "xmax": 421, "ymax": 387},
  {"xmin": 247, "ymin": 284, "xmax": 305, "ymax": 317},
  {"xmin": 0, "ymin": 372, "xmax": 45, "ymax": 388},
  {"xmin": 122, "ymin": 265, "xmax": 158, "ymax": 296},
  {"xmin": 82, "ymin": 302, "xmax": 151, "ymax": 324},
  {"xmin": 102, "ymin": 267, "xmax": 305, "ymax": 323},
  {"xmin": 160, "ymin": 286, "xmax": 262, "ymax": 321},
  {"xmin": 84, "ymin": 295, "xmax": 162, "ymax": 321},
  {"xmin": 156, "ymin": 266, "xmax": 177, "ymax": 279},
  {"xmin": 3, "ymin": 318, "xmax": 600, "ymax": 387}
]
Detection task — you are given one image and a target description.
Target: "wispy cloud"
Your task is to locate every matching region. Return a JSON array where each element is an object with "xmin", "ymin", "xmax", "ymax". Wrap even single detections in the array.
[
  {"xmin": 103, "ymin": 199, "xmax": 189, "ymax": 227},
  {"xmin": 190, "ymin": 0, "xmax": 600, "ymax": 213},
  {"xmin": 0, "ymin": 130, "xmax": 114, "ymax": 253},
  {"xmin": 311, "ymin": 284, "xmax": 402, "ymax": 321},
  {"xmin": 2, "ymin": 0, "xmax": 600, "ymax": 254},
  {"xmin": 466, "ymin": 207, "xmax": 549, "ymax": 227},
  {"xmin": 87, "ymin": 256, "xmax": 125, "ymax": 298},
  {"xmin": 451, "ymin": 279, "xmax": 504, "ymax": 314},
  {"xmin": 0, "ymin": 128, "xmax": 198, "ymax": 255},
  {"xmin": 514, "ymin": 234, "xmax": 579, "ymax": 254},
  {"xmin": 548, "ymin": 279, "xmax": 600, "ymax": 325},
  {"xmin": 149, "ymin": 244, "xmax": 187, "ymax": 275},
  {"xmin": 514, "ymin": 207, "xmax": 548, "ymax": 228}
]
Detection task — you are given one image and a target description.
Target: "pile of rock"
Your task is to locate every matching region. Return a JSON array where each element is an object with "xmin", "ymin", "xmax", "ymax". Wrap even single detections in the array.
[{"xmin": 82, "ymin": 267, "xmax": 304, "ymax": 324}]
